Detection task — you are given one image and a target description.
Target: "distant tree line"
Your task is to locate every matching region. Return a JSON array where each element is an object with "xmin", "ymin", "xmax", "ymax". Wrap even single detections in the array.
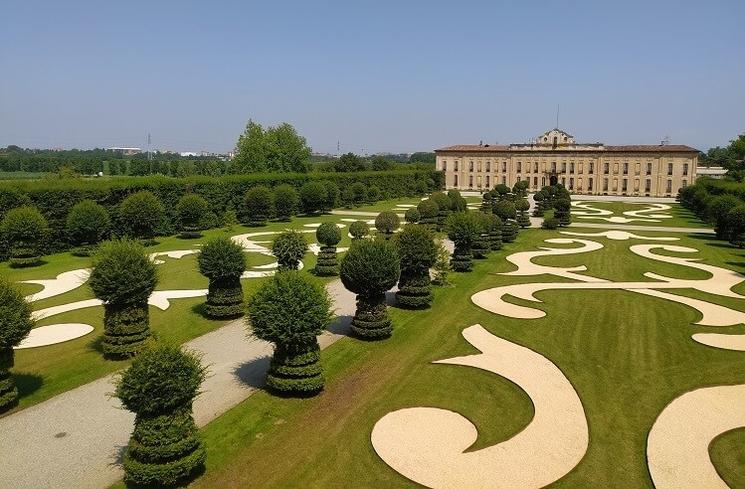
[{"xmin": 698, "ymin": 133, "xmax": 745, "ymax": 171}]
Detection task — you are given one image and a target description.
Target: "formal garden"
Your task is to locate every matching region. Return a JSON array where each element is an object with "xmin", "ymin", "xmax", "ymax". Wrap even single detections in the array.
[{"xmin": 0, "ymin": 173, "xmax": 744, "ymax": 489}]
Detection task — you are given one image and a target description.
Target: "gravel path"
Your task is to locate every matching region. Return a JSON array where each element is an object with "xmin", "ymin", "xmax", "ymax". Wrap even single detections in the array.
[{"xmin": 0, "ymin": 280, "xmax": 357, "ymax": 489}]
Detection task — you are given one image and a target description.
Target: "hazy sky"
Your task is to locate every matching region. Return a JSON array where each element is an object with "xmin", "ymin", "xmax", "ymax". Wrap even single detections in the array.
[{"xmin": 1, "ymin": 0, "xmax": 743, "ymax": 154}]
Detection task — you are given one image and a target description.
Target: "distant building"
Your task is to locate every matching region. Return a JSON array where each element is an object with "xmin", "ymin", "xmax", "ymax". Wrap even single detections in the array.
[
  {"xmin": 107, "ymin": 147, "xmax": 142, "ymax": 156},
  {"xmin": 697, "ymin": 166, "xmax": 727, "ymax": 179},
  {"xmin": 435, "ymin": 128, "xmax": 699, "ymax": 197}
]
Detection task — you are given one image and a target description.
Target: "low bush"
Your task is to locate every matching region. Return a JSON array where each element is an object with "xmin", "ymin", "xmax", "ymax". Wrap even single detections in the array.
[
  {"xmin": 176, "ymin": 194, "xmax": 210, "ymax": 238},
  {"xmin": 300, "ymin": 181, "xmax": 328, "ymax": 214},
  {"xmin": 119, "ymin": 191, "xmax": 165, "ymax": 242},
  {"xmin": 66, "ymin": 199, "xmax": 111, "ymax": 255},
  {"xmin": 417, "ymin": 199, "xmax": 439, "ymax": 229},
  {"xmin": 404, "ymin": 208, "xmax": 420, "ymax": 223}
]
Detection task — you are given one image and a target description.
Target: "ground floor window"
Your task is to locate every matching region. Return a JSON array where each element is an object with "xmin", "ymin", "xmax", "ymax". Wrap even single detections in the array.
[
  {"xmin": 454, "ymin": 174, "xmax": 458, "ymax": 186},
  {"xmin": 502, "ymin": 176, "xmax": 506, "ymax": 185},
  {"xmin": 645, "ymin": 179, "xmax": 651, "ymax": 192},
  {"xmin": 622, "ymin": 179, "xmax": 628, "ymax": 192},
  {"xmin": 469, "ymin": 175, "xmax": 473, "ymax": 188},
  {"xmin": 603, "ymin": 178, "xmax": 608, "ymax": 191},
  {"xmin": 613, "ymin": 179, "xmax": 618, "ymax": 191},
  {"xmin": 569, "ymin": 178, "xmax": 574, "ymax": 190},
  {"xmin": 634, "ymin": 179, "xmax": 640, "ymax": 192},
  {"xmin": 533, "ymin": 176, "xmax": 538, "ymax": 187},
  {"xmin": 486, "ymin": 175, "xmax": 490, "ymax": 188},
  {"xmin": 588, "ymin": 178, "xmax": 593, "ymax": 191},
  {"xmin": 666, "ymin": 179, "xmax": 672, "ymax": 193}
]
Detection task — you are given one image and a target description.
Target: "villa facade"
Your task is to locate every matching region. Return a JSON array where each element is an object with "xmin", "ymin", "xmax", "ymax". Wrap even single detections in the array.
[{"xmin": 435, "ymin": 129, "xmax": 699, "ymax": 197}]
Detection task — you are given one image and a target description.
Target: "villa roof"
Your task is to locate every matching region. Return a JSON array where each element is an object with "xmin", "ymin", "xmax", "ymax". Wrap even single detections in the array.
[{"xmin": 435, "ymin": 144, "xmax": 699, "ymax": 153}]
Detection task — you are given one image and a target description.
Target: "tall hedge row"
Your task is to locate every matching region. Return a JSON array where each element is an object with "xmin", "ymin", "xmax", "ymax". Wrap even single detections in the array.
[{"xmin": 0, "ymin": 169, "xmax": 442, "ymax": 254}]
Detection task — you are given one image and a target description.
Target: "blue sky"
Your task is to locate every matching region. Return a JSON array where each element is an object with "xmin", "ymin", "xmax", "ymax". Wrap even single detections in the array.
[{"xmin": 1, "ymin": 0, "xmax": 743, "ymax": 154}]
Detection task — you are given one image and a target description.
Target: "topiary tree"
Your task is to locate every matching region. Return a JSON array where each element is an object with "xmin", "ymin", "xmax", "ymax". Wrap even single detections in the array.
[
  {"xmin": 66, "ymin": 199, "xmax": 111, "ymax": 256},
  {"xmin": 445, "ymin": 212, "xmax": 481, "ymax": 272},
  {"xmin": 349, "ymin": 220, "xmax": 370, "ymax": 240},
  {"xmin": 486, "ymin": 214, "xmax": 503, "ymax": 250},
  {"xmin": 243, "ymin": 185, "xmax": 275, "ymax": 226},
  {"xmin": 480, "ymin": 191, "xmax": 495, "ymax": 213},
  {"xmin": 176, "ymin": 194, "xmax": 210, "ymax": 238},
  {"xmin": 707, "ymin": 195, "xmax": 740, "ymax": 239},
  {"xmin": 247, "ymin": 270, "xmax": 332, "ymax": 394},
  {"xmin": 89, "ymin": 239, "xmax": 158, "ymax": 358},
  {"xmin": 366, "ymin": 185, "xmax": 382, "ymax": 204},
  {"xmin": 430, "ymin": 192, "xmax": 452, "ymax": 230},
  {"xmin": 375, "ymin": 211, "xmax": 400, "ymax": 239},
  {"xmin": 300, "ymin": 181, "xmax": 328, "ymax": 214},
  {"xmin": 315, "ymin": 222, "xmax": 342, "ymax": 276},
  {"xmin": 0, "ymin": 279, "xmax": 34, "ymax": 412},
  {"xmin": 272, "ymin": 230, "xmax": 308, "ymax": 270},
  {"xmin": 417, "ymin": 199, "xmax": 439, "ymax": 229},
  {"xmin": 515, "ymin": 199, "xmax": 531, "ymax": 228},
  {"xmin": 351, "ymin": 182, "xmax": 367, "ymax": 206},
  {"xmin": 471, "ymin": 213, "xmax": 491, "ymax": 259},
  {"xmin": 512, "ymin": 180, "xmax": 529, "ymax": 198},
  {"xmin": 197, "ymin": 237, "xmax": 247, "ymax": 318},
  {"xmin": 404, "ymin": 207, "xmax": 420, "ymax": 224},
  {"xmin": 727, "ymin": 205, "xmax": 745, "ymax": 248},
  {"xmin": 0, "ymin": 206, "xmax": 49, "ymax": 266},
  {"xmin": 447, "ymin": 189, "xmax": 468, "ymax": 211},
  {"xmin": 532, "ymin": 190, "xmax": 547, "ymax": 217},
  {"xmin": 493, "ymin": 200, "xmax": 516, "ymax": 222},
  {"xmin": 340, "ymin": 239, "xmax": 400, "ymax": 339},
  {"xmin": 493, "ymin": 184, "xmax": 511, "ymax": 199},
  {"xmin": 323, "ymin": 181, "xmax": 340, "ymax": 212},
  {"xmin": 119, "ymin": 191, "xmax": 165, "ymax": 243},
  {"xmin": 394, "ymin": 224, "xmax": 437, "ymax": 309},
  {"xmin": 273, "ymin": 184, "xmax": 300, "ymax": 221},
  {"xmin": 431, "ymin": 241, "xmax": 452, "ymax": 286},
  {"xmin": 554, "ymin": 198, "xmax": 572, "ymax": 226},
  {"xmin": 115, "ymin": 344, "xmax": 206, "ymax": 487},
  {"xmin": 502, "ymin": 219, "xmax": 519, "ymax": 242},
  {"xmin": 542, "ymin": 217, "xmax": 560, "ymax": 230}
]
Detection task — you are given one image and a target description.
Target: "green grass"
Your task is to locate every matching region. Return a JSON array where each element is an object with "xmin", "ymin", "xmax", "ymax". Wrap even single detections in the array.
[
  {"xmin": 0, "ymin": 171, "xmax": 47, "ymax": 180},
  {"xmin": 572, "ymin": 201, "xmax": 706, "ymax": 228},
  {"xmin": 153, "ymin": 226, "xmax": 745, "ymax": 488}
]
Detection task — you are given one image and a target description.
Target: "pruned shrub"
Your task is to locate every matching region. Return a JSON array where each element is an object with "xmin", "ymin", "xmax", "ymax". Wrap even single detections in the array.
[
  {"xmin": 394, "ymin": 224, "xmax": 437, "ymax": 309},
  {"xmin": 176, "ymin": 194, "xmax": 210, "ymax": 238},
  {"xmin": 243, "ymin": 185, "xmax": 274, "ymax": 226},
  {"xmin": 340, "ymin": 239, "xmax": 400, "ymax": 339},
  {"xmin": 349, "ymin": 220, "xmax": 370, "ymax": 240},
  {"xmin": 417, "ymin": 199, "xmax": 439, "ymax": 229},
  {"xmin": 471, "ymin": 213, "xmax": 491, "ymax": 259},
  {"xmin": 351, "ymin": 182, "xmax": 367, "ymax": 206},
  {"xmin": 315, "ymin": 222, "xmax": 342, "ymax": 276},
  {"xmin": 554, "ymin": 198, "xmax": 572, "ymax": 226},
  {"xmin": 119, "ymin": 191, "xmax": 165, "ymax": 243},
  {"xmin": 116, "ymin": 344, "xmax": 206, "ymax": 487},
  {"xmin": 323, "ymin": 181, "xmax": 340, "ymax": 211},
  {"xmin": 247, "ymin": 270, "xmax": 332, "ymax": 394},
  {"xmin": 272, "ymin": 230, "xmax": 308, "ymax": 270},
  {"xmin": 430, "ymin": 192, "xmax": 452, "ymax": 229},
  {"xmin": 375, "ymin": 211, "xmax": 400, "ymax": 239},
  {"xmin": 198, "ymin": 237, "xmax": 247, "ymax": 318},
  {"xmin": 493, "ymin": 200, "xmax": 516, "ymax": 221},
  {"xmin": 502, "ymin": 219, "xmax": 519, "ymax": 242},
  {"xmin": 486, "ymin": 214, "xmax": 503, "ymax": 250},
  {"xmin": 515, "ymin": 199, "xmax": 531, "ymax": 228},
  {"xmin": 273, "ymin": 184, "xmax": 299, "ymax": 221},
  {"xmin": 404, "ymin": 207, "xmax": 420, "ymax": 223},
  {"xmin": 727, "ymin": 205, "xmax": 745, "ymax": 248},
  {"xmin": 66, "ymin": 199, "xmax": 111, "ymax": 255},
  {"xmin": 300, "ymin": 181, "xmax": 328, "ymax": 214},
  {"xmin": 480, "ymin": 190, "xmax": 495, "ymax": 213},
  {"xmin": 445, "ymin": 212, "xmax": 481, "ymax": 272},
  {"xmin": 542, "ymin": 217, "xmax": 560, "ymax": 230},
  {"xmin": 89, "ymin": 239, "xmax": 158, "ymax": 358},
  {"xmin": 0, "ymin": 206, "xmax": 49, "ymax": 266},
  {"xmin": 0, "ymin": 279, "xmax": 34, "ymax": 412},
  {"xmin": 367, "ymin": 185, "xmax": 381, "ymax": 204}
]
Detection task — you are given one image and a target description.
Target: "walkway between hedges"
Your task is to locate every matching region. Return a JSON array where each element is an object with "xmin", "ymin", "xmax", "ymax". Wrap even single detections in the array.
[{"xmin": 0, "ymin": 280, "xmax": 357, "ymax": 489}]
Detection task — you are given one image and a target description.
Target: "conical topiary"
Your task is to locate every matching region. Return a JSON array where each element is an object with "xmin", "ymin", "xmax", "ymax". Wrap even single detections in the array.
[
  {"xmin": 315, "ymin": 222, "xmax": 341, "ymax": 276},
  {"xmin": 486, "ymin": 214, "xmax": 503, "ymax": 251},
  {"xmin": 197, "ymin": 236, "xmax": 247, "ymax": 318},
  {"xmin": 502, "ymin": 220, "xmax": 519, "ymax": 243}
]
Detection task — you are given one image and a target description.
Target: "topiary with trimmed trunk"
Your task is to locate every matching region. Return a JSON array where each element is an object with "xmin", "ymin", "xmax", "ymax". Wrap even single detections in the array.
[
  {"xmin": 493, "ymin": 200, "xmax": 516, "ymax": 222},
  {"xmin": 430, "ymin": 192, "xmax": 452, "ymax": 230},
  {"xmin": 554, "ymin": 198, "xmax": 572, "ymax": 226},
  {"xmin": 404, "ymin": 207, "xmax": 420, "ymax": 224},
  {"xmin": 315, "ymin": 222, "xmax": 341, "ymax": 276},
  {"xmin": 0, "ymin": 279, "xmax": 34, "ymax": 412},
  {"xmin": 66, "ymin": 199, "xmax": 111, "ymax": 256},
  {"xmin": 533, "ymin": 190, "xmax": 547, "ymax": 217},
  {"xmin": 445, "ymin": 212, "xmax": 481, "ymax": 272},
  {"xmin": 176, "ymin": 194, "xmax": 210, "ymax": 238},
  {"xmin": 375, "ymin": 211, "xmax": 400, "ymax": 240},
  {"xmin": 486, "ymin": 214, "xmax": 503, "ymax": 250},
  {"xmin": 273, "ymin": 184, "xmax": 299, "ymax": 221},
  {"xmin": 89, "ymin": 239, "xmax": 158, "ymax": 358},
  {"xmin": 243, "ymin": 185, "xmax": 274, "ymax": 226},
  {"xmin": 116, "ymin": 344, "xmax": 206, "ymax": 487},
  {"xmin": 417, "ymin": 199, "xmax": 439, "ymax": 229},
  {"xmin": 119, "ymin": 191, "xmax": 165, "ymax": 243},
  {"xmin": 0, "ymin": 205, "xmax": 49, "ymax": 267},
  {"xmin": 471, "ymin": 212, "xmax": 491, "ymax": 259},
  {"xmin": 197, "ymin": 236, "xmax": 247, "ymax": 318},
  {"xmin": 340, "ymin": 239, "xmax": 400, "ymax": 339},
  {"xmin": 349, "ymin": 220, "xmax": 369, "ymax": 240},
  {"xmin": 272, "ymin": 230, "xmax": 308, "ymax": 270},
  {"xmin": 481, "ymin": 190, "xmax": 495, "ymax": 213},
  {"xmin": 515, "ymin": 199, "xmax": 531, "ymax": 228},
  {"xmin": 502, "ymin": 219, "xmax": 519, "ymax": 242},
  {"xmin": 393, "ymin": 224, "xmax": 437, "ymax": 309},
  {"xmin": 247, "ymin": 270, "xmax": 332, "ymax": 394}
]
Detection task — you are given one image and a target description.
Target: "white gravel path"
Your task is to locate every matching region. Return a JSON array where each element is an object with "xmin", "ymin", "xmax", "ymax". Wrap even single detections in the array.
[{"xmin": 0, "ymin": 279, "xmax": 357, "ymax": 489}]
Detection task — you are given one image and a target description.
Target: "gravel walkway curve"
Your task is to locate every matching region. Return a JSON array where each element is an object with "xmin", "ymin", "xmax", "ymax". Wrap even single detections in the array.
[{"xmin": 0, "ymin": 279, "xmax": 357, "ymax": 489}]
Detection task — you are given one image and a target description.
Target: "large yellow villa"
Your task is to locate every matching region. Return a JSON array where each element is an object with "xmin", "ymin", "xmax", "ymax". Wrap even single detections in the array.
[{"xmin": 435, "ymin": 128, "xmax": 699, "ymax": 197}]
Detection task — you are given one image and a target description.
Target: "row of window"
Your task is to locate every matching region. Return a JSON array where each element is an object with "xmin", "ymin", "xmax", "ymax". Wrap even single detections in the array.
[
  {"xmin": 454, "ymin": 174, "xmax": 687, "ymax": 195},
  {"xmin": 443, "ymin": 161, "xmax": 688, "ymax": 176}
]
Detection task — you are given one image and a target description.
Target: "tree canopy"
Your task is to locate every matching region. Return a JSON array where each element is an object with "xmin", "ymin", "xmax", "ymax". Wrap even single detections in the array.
[{"xmin": 232, "ymin": 120, "xmax": 311, "ymax": 173}]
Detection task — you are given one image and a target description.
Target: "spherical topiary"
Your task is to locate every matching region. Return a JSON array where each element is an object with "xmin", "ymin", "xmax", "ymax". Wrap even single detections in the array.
[
  {"xmin": 66, "ymin": 200, "xmax": 111, "ymax": 255},
  {"xmin": 247, "ymin": 270, "xmax": 332, "ymax": 394},
  {"xmin": 542, "ymin": 217, "xmax": 560, "ymax": 230},
  {"xmin": 393, "ymin": 224, "xmax": 437, "ymax": 309},
  {"xmin": 445, "ymin": 212, "xmax": 482, "ymax": 272},
  {"xmin": 554, "ymin": 198, "xmax": 572, "ymax": 226},
  {"xmin": 315, "ymin": 222, "xmax": 342, "ymax": 276},
  {"xmin": 340, "ymin": 239, "xmax": 400, "ymax": 339},
  {"xmin": 300, "ymin": 182, "xmax": 328, "ymax": 214},
  {"xmin": 116, "ymin": 344, "xmax": 206, "ymax": 487},
  {"xmin": 0, "ymin": 279, "xmax": 34, "ymax": 412},
  {"xmin": 89, "ymin": 239, "xmax": 158, "ymax": 358},
  {"xmin": 493, "ymin": 200, "xmax": 517, "ymax": 222},
  {"xmin": 349, "ymin": 220, "xmax": 370, "ymax": 240},
  {"xmin": 404, "ymin": 208, "xmax": 420, "ymax": 224},
  {"xmin": 480, "ymin": 191, "xmax": 494, "ymax": 213},
  {"xmin": 176, "ymin": 194, "xmax": 210, "ymax": 238},
  {"xmin": 515, "ymin": 198, "xmax": 531, "ymax": 228},
  {"xmin": 274, "ymin": 184, "xmax": 300, "ymax": 221},
  {"xmin": 243, "ymin": 185, "xmax": 275, "ymax": 226},
  {"xmin": 0, "ymin": 206, "xmax": 49, "ymax": 266},
  {"xmin": 198, "ymin": 237, "xmax": 247, "ymax": 318},
  {"xmin": 272, "ymin": 230, "xmax": 308, "ymax": 270},
  {"xmin": 417, "ymin": 199, "xmax": 439, "ymax": 229},
  {"xmin": 375, "ymin": 211, "xmax": 400, "ymax": 239},
  {"xmin": 119, "ymin": 191, "xmax": 165, "ymax": 242}
]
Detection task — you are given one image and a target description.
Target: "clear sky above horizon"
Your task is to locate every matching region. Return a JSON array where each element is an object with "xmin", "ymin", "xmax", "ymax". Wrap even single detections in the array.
[{"xmin": 1, "ymin": 0, "xmax": 743, "ymax": 155}]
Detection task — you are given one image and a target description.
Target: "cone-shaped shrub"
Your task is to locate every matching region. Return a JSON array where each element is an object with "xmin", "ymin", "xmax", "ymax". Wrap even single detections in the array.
[
  {"xmin": 554, "ymin": 198, "xmax": 572, "ymax": 226},
  {"xmin": 272, "ymin": 230, "xmax": 308, "ymax": 270},
  {"xmin": 340, "ymin": 239, "xmax": 400, "ymax": 339},
  {"xmin": 274, "ymin": 184, "xmax": 299, "ymax": 221},
  {"xmin": 502, "ymin": 220, "xmax": 519, "ymax": 242},
  {"xmin": 176, "ymin": 194, "xmax": 210, "ymax": 238},
  {"xmin": 486, "ymin": 214, "xmax": 503, "ymax": 250},
  {"xmin": 0, "ymin": 206, "xmax": 49, "ymax": 266},
  {"xmin": 119, "ymin": 191, "xmax": 165, "ymax": 242},
  {"xmin": 516, "ymin": 199, "xmax": 531, "ymax": 228},
  {"xmin": 116, "ymin": 344, "xmax": 206, "ymax": 487},
  {"xmin": 445, "ymin": 212, "xmax": 482, "ymax": 272},
  {"xmin": 349, "ymin": 220, "xmax": 369, "ymax": 240},
  {"xmin": 197, "ymin": 237, "xmax": 247, "ymax": 318},
  {"xmin": 472, "ymin": 213, "xmax": 491, "ymax": 259},
  {"xmin": 89, "ymin": 239, "xmax": 158, "ymax": 358},
  {"xmin": 66, "ymin": 200, "xmax": 111, "ymax": 256},
  {"xmin": 0, "ymin": 279, "xmax": 34, "ymax": 412},
  {"xmin": 247, "ymin": 270, "xmax": 332, "ymax": 394},
  {"xmin": 243, "ymin": 185, "xmax": 274, "ymax": 226},
  {"xmin": 393, "ymin": 224, "xmax": 437, "ymax": 309},
  {"xmin": 417, "ymin": 199, "xmax": 439, "ymax": 229},
  {"xmin": 315, "ymin": 222, "xmax": 341, "ymax": 276},
  {"xmin": 404, "ymin": 208, "xmax": 420, "ymax": 224},
  {"xmin": 375, "ymin": 211, "xmax": 400, "ymax": 240}
]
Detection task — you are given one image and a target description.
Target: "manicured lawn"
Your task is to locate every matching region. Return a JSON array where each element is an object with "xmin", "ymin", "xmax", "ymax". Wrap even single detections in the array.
[
  {"xmin": 165, "ymin": 226, "xmax": 745, "ymax": 488},
  {"xmin": 572, "ymin": 201, "xmax": 707, "ymax": 228}
]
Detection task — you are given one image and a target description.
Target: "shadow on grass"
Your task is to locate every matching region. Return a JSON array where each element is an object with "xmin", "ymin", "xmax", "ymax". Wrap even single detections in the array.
[
  {"xmin": 14, "ymin": 373, "xmax": 43, "ymax": 399},
  {"xmin": 189, "ymin": 303, "xmax": 243, "ymax": 322}
]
